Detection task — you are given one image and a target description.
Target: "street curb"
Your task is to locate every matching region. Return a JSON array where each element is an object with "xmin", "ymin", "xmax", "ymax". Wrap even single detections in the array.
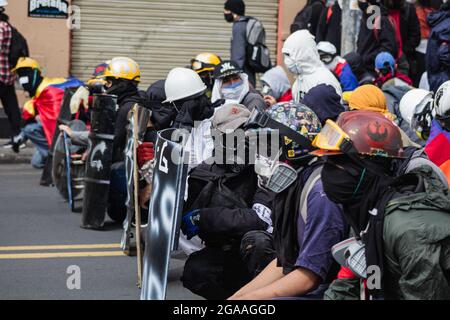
[{"xmin": 0, "ymin": 153, "xmax": 32, "ymax": 164}]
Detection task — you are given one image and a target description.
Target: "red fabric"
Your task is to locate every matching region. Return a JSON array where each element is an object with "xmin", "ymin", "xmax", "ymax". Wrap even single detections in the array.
[
  {"xmin": 278, "ymin": 89, "xmax": 293, "ymax": 103},
  {"xmin": 337, "ymin": 267, "xmax": 357, "ymax": 279},
  {"xmin": 326, "ymin": 6, "xmax": 333, "ymax": 24},
  {"xmin": 389, "ymin": 10, "xmax": 403, "ymax": 58},
  {"xmin": 416, "ymin": 6, "xmax": 434, "ymax": 39},
  {"xmin": 425, "ymin": 133, "xmax": 450, "ymax": 167},
  {"xmin": 375, "ymin": 71, "xmax": 412, "ymax": 87},
  {"xmin": 137, "ymin": 142, "xmax": 155, "ymax": 168},
  {"xmin": 394, "ymin": 71, "xmax": 413, "ymax": 86},
  {"xmin": 334, "ymin": 61, "xmax": 346, "ymax": 78},
  {"xmin": 33, "ymin": 86, "xmax": 65, "ymax": 145}
]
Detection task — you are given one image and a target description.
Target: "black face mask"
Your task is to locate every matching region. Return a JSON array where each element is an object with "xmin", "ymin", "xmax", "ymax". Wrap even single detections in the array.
[
  {"xmin": 17, "ymin": 68, "xmax": 43, "ymax": 97},
  {"xmin": 224, "ymin": 13, "xmax": 234, "ymax": 23},
  {"xmin": 322, "ymin": 157, "xmax": 367, "ymax": 205},
  {"xmin": 105, "ymin": 80, "xmax": 137, "ymax": 102}
]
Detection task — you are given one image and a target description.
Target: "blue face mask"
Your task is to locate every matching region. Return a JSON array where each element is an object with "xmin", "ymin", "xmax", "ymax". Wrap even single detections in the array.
[{"xmin": 222, "ymin": 80, "xmax": 243, "ymax": 90}]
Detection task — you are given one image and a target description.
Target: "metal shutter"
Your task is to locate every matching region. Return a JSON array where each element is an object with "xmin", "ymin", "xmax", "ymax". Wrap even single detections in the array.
[{"xmin": 71, "ymin": 0, "xmax": 279, "ymax": 89}]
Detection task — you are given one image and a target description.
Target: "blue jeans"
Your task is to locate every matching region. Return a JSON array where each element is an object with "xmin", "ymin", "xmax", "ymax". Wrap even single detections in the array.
[{"xmin": 22, "ymin": 122, "xmax": 49, "ymax": 169}]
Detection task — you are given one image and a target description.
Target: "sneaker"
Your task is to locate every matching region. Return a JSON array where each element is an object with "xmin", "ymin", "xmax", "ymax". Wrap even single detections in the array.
[{"xmin": 2, "ymin": 139, "xmax": 26, "ymax": 150}]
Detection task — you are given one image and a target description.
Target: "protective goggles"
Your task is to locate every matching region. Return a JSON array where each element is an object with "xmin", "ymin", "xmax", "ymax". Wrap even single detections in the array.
[
  {"xmin": 191, "ymin": 59, "xmax": 216, "ymax": 73},
  {"xmin": 319, "ymin": 53, "xmax": 336, "ymax": 65},
  {"xmin": 254, "ymin": 154, "xmax": 298, "ymax": 194},
  {"xmin": 311, "ymin": 119, "xmax": 350, "ymax": 155}
]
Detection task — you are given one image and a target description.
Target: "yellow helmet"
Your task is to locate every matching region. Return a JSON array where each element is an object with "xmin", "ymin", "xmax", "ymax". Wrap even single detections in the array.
[
  {"xmin": 104, "ymin": 57, "xmax": 140, "ymax": 82},
  {"xmin": 12, "ymin": 57, "xmax": 40, "ymax": 73},
  {"xmin": 191, "ymin": 53, "xmax": 221, "ymax": 74}
]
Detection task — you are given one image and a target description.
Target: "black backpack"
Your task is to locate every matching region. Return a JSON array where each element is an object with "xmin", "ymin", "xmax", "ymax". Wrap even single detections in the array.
[
  {"xmin": 245, "ymin": 17, "xmax": 272, "ymax": 73},
  {"xmin": 8, "ymin": 23, "xmax": 29, "ymax": 69}
]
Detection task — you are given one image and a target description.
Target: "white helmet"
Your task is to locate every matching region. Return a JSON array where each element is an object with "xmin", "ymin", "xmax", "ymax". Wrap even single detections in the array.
[
  {"xmin": 434, "ymin": 81, "xmax": 450, "ymax": 117},
  {"xmin": 0, "ymin": 0, "xmax": 8, "ymax": 7},
  {"xmin": 163, "ymin": 67, "xmax": 207, "ymax": 103},
  {"xmin": 317, "ymin": 41, "xmax": 337, "ymax": 55},
  {"xmin": 399, "ymin": 89, "xmax": 434, "ymax": 126}
]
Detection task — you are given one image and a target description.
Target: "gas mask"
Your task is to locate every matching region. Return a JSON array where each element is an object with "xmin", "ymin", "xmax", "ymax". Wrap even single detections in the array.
[
  {"xmin": 261, "ymin": 81, "xmax": 274, "ymax": 97},
  {"xmin": 411, "ymin": 102, "xmax": 433, "ymax": 141},
  {"xmin": 332, "ymin": 237, "xmax": 368, "ymax": 279},
  {"xmin": 254, "ymin": 153, "xmax": 298, "ymax": 194}
]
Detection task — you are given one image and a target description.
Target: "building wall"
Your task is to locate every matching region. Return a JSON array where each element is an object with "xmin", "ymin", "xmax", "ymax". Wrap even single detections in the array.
[{"xmin": 2, "ymin": 0, "xmax": 72, "ymax": 108}]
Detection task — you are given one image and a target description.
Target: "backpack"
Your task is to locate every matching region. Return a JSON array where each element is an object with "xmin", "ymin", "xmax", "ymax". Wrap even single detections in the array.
[
  {"xmin": 8, "ymin": 23, "xmax": 29, "ymax": 69},
  {"xmin": 299, "ymin": 166, "xmax": 322, "ymax": 223},
  {"xmin": 245, "ymin": 17, "xmax": 272, "ymax": 73}
]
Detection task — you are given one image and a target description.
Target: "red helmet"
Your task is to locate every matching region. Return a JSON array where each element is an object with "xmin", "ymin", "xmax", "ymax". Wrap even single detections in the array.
[{"xmin": 313, "ymin": 110, "xmax": 404, "ymax": 158}]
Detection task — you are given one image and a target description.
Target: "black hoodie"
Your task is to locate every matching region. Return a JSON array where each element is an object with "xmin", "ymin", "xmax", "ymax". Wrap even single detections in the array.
[{"xmin": 357, "ymin": 5, "xmax": 398, "ymax": 72}]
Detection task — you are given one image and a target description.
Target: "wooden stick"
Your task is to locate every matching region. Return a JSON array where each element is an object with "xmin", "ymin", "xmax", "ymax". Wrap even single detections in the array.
[{"xmin": 133, "ymin": 104, "xmax": 143, "ymax": 288}]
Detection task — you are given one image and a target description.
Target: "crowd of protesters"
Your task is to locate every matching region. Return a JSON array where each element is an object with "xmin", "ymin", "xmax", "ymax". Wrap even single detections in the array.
[{"xmin": 2, "ymin": 0, "xmax": 450, "ymax": 300}]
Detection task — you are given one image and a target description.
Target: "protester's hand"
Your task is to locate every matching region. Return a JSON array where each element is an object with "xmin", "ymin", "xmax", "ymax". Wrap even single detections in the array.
[
  {"xmin": 137, "ymin": 142, "xmax": 155, "ymax": 168},
  {"xmin": 59, "ymin": 124, "xmax": 73, "ymax": 138},
  {"xmin": 263, "ymin": 95, "xmax": 277, "ymax": 107},
  {"xmin": 70, "ymin": 86, "xmax": 90, "ymax": 114},
  {"xmin": 181, "ymin": 209, "xmax": 201, "ymax": 240}
]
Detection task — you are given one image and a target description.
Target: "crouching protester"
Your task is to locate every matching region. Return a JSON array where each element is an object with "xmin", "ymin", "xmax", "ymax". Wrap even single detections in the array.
[
  {"xmin": 12, "ymin": 58, "xmax": 83, "ymax": 176},
  {"xmin": 211, "ymin": 60, "xmax": 266, "ymax": 111},
  {"xmin": 180, "ymin": 104, "xmax": 277, "ymax": 300},
  {"xmin": 98, "ymin": 57, "xmax": 147, "ymax": 224},
  {"xmin": 311, "ymin": 111, "xmax": 450, "ymax": 300},
  {"xmin": 229, "ymin": 102, "xmax": 348, "ymax": 300}
]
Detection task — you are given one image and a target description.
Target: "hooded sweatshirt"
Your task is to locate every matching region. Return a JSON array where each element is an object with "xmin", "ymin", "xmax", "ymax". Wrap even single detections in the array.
[
  {"xmin": 282, "ymin": 30, "xmax": 342, "ymax": 102},
  {"xmin": 300, "ymin": 84, "xmax": 345, "ymax": 125},
  {"xmin": 260, "ymin": 66, "xmax": 292, "ymax": 101}
]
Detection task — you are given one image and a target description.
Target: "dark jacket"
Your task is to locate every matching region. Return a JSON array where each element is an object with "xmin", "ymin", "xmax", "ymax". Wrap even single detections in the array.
[
  {"xmin": 357, "ymin": 6, "xmax": 398, "ymax": 72},
  {"xmin": 113, "ymin": 89, "xmax": 147, "ymax": 163},
  {"xmin": 316, "ymin": 2, "xmax": 342, "ymax": 54},
  {"xmin": 231, "ymin": 16, "xmax": 256, "ymax": 86},
  {"xmin": 426, "ymin": 2, "xmax": 450, "ymax": 93},
  {"xmin": 344, "ymin": 52, "xmax": 376, "ymax": 85},
  {"xmin": 325, "ymin": 166, "xmax": 450, "ymax": 300},
  {"xmin": 400, "ymin": 3, "xmax": 421, "ymax": 59},
  {"xmin": 290, "ymin": 0, "xmax": 326, "ymax": 36},
  {"xmin": 184, "ymin": 163, "xmax": 269, "ymax": 247}
]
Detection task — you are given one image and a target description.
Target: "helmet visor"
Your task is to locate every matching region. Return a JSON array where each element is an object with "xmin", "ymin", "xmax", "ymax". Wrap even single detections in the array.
[{"xmin": 312, "ymin": 119, "xmax": 350, "ymax": 153}]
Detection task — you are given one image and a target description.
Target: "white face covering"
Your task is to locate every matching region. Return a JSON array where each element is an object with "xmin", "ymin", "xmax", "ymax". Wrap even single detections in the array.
[
  {"xmin": 284, "ymin": 54, "xmax": 300, "ymax": 75},
  {"xmin": 211, "ymin": 73, "xmax": 250, "ymax": 105},
  {"xmin": 221, "ymin": 81, "xmax": 245, "ymax": 102}
]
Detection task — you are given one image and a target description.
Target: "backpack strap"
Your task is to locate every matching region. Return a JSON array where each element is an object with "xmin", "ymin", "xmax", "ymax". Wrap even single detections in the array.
[{"xmin": 299, "ymin": 166, "xmax": 323, "ymax": 224}]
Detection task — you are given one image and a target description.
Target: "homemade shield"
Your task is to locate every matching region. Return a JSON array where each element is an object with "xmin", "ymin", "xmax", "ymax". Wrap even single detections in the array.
[
  {"xmin": 41, "ymin": 88, "xmax": 78, "ymax": 186},
  {"xmin": 121, "ymin": 105, "xmax": 151, "ymax": 256},
  {"xmin": 52, "ymin": 120, "xmax": 87, "ymax": 203},
  {"xmin": 81, "ymin": 94, "xmax": 117, "ymax": 229},
  {"xmin": 141, "ymin": 128, "xmax": 189, "ymax": 300}
]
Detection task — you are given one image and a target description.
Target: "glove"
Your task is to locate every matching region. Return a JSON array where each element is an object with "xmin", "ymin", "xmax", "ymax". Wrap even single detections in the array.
[
  {"xmin": 252, "ymin": 188, "xmax": 277, "ymax": 234},
  {"xmin": 137, "ymin": 142, "xmax": 155, "ymax": 168},
  {"xmin": 70, "ymin": 86, "xmax": 89, "ymax": 114},
  {"xmin": 181, "ymin": 209, "xmax": 201, "ymax": 240}
]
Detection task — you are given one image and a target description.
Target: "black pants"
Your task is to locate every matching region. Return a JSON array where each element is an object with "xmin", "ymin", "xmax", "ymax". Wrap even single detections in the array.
[
  {"xmin": 182, "ymin": 231, "xmax": 276, "ymax": 300},
  {"xmin": 0, "ymin": 83, "xmax": 21, "ymax": 137}
]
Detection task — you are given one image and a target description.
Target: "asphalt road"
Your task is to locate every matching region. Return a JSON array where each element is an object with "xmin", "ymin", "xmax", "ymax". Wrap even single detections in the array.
[{"xmin": 0, "ymin": 164, "xmax": 201, "ymax": 300}]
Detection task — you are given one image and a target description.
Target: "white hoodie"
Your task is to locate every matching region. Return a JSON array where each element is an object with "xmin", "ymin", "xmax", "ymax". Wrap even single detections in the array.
[{"xmin": 282, "ymin": 30, "xmax": 342, "ymax": 102}]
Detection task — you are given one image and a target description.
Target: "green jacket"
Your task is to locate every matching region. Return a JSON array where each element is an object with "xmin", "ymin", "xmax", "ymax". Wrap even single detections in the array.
[
  {"xmin": 383, "ymin": 166, "xmax": 450, "ymax": 300},
  {"xmin": 325, "ymin": 166, "xmax": 450, "ymax": 300}
]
